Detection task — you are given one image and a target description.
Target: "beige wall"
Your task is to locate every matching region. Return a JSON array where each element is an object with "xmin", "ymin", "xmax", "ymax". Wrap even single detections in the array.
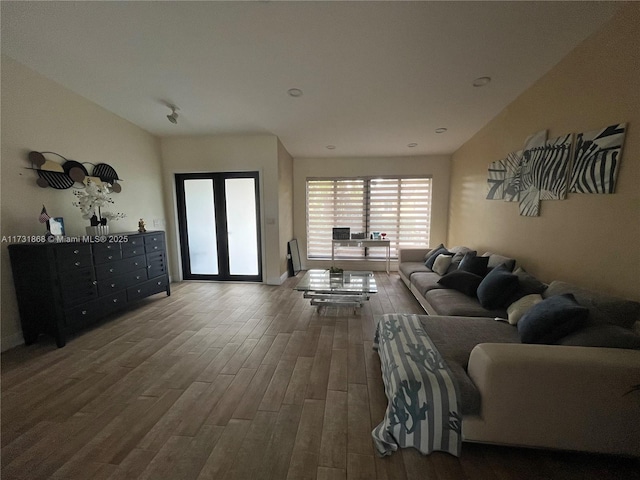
[
  {"xmin": 293, "ymin": 155, "xmax": 451, "ymax": 271},
  {"xmin": 277, "ymin": 139, "xmax": 294, "ymax": 276},
  {"xmin": 448, "ymin": 4, "xmax": 640, "ymax": 301},
  {"xmin": 159, "ymin": 134, "xmax": 289, "ymax": 285},
  {"xmin": 1, "ymin": 56, "xmax": 166, "ymax": 350}
]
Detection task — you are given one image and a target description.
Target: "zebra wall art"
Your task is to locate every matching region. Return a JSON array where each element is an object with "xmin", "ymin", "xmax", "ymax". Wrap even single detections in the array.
[
  {"xmin": 503, "ymin": 150, "xmax": 523, "ymax": 202},
  {"xmin": 485, "ymin": 124, "xmax": 625, "ymax": 217},
  {"xmin": 518, "ymin": 146, "xmax": 543, "ymax": 216},
  {"xmin": 569, "ymin": 123, "xmax": 626, "ymax": 194},
  {"xmin": 538, "ymin": 134, "xmax": 573, "ymax": 200},
  {"xmin": 486, "ymin": 159, "xmax": 506, "ymax": 200}
]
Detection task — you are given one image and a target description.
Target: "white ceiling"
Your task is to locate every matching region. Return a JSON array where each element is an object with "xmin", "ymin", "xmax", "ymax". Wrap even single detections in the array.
[{"xmin": 1, "ymin": 1, "xmax": 620, "ymax": 158}]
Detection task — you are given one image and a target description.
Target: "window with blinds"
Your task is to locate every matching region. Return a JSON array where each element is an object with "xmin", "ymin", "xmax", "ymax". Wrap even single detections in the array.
[{"xmin": 306, "ymin": 177, "xmax": 432, "ymax": 259}]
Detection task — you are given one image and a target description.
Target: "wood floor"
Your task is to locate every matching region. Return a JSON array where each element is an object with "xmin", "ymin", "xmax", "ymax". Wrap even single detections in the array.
[{"xmin": 2, "ymin": 273, "xmax": 638, "ymax": 480}]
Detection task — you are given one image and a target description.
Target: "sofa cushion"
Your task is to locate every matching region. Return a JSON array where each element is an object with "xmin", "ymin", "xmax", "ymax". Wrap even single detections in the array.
[
  {"xmin": 432, "ymin": 254, "xmax": 454, "ymax": 276},
  {"xmin": 458, "ymin": 252, "xmax": 489, "ymax": 277},
  {"xmin": 417, "ymin": 315, "xmax": 520, "ymax": 415},
  {"xmin": 477, "ymin": 264, "xmax": 519, "ymax": 309},
  {"xmin": 437, "ymin": 271, "xmax": 483, "ymax": 297},
  {"xmin": 482, "ymin": 252, "xmax": 516, "ymax": 272},
  {"xmin": 518, "ymin": 293, "xmax": 589, "ymax": 344},
  {"xmin": 399, "ymin": 261, "xmax": 430, "ymax": 280},
  {"xmin": 446, "ymin": 247, "xmax": 476, "ymax": 274},
  {"xmin": 425, "ymin": 246, "xmax": 450, "ymax": 269},
  {"xmin": 411, "ymin": 272, "xmax": 446, "ymax": 297},
  {"xmin": 425, "ymin": 288, "xmax": 508, "ymax": 318},
  {"xmin": 507, "ymin": 294, "xmax": 543, "ymax": 325},
  {"xmin": 543, "ymin": 281, "xmax": 640, "ymax": 329},
  {"xmin": 558, "ymin": 324, "xmax": 640, "ymax": 350}
]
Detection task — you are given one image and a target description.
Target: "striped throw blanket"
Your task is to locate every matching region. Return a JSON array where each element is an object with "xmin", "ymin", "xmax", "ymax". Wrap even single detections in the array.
[{"xmin": 372, "ymin": 313, "xmax": 462, "ymax": 457}]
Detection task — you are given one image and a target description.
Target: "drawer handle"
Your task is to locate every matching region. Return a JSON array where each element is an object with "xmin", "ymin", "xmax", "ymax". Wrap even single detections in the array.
[
  {"xmin": 111, "ymin": 283, "xmax": 116, "ymax": 288},
  {"xmin": 75, "ymin": 261, "xmax": 81, "ymax": 266},
  {"xmin": 74, "ymin": 249, "xmax": 80, "ymax": 254},
  {"xmin": 133, "ymin": 250, "xmax": 137, "ymax": 254},
  {"xmin": 109, "ymin": 268, "xmax": 114, "ymax": 273},
  {"xmin": 154, "ymin": 246, "xmax": 158, "ymax": 250},
  {"xmin": 153, "ymin": 238, "xmax": 157, "ymax": 241},
  {"xmin": 108, "ymin": 255, "xmax": 113, "ymax": 260},
  {"xmin": 157, "ymin": 281, "xmax": 162, "ymax": 285},
  {"xmin": 113, "ymin": 298, "xmax": 118, "ymax": 303},
  {"xmin": 136, "ymin": 276, "xmax": 141, "ymax": 280},
  {"xmin": 81, "ymin": 310, "xmax": 87, "ymax": 315},
  {"xmin": 148, "ymin": 265, "xmax": 152, "ymax": 269},
  {"xmin": 107, "ymin": 245, "xmax": 112, "ymax": 250},
  {"xmin": 137, "ymin": 289, "xmax": 142, "ymax": 293},
  {"xmin": 134, "ymin": 262, "xmax": 139, "ymax": 266},
  {"xmin": 92, "ymin": 281, "xmax": 97, "ymax": 285}
]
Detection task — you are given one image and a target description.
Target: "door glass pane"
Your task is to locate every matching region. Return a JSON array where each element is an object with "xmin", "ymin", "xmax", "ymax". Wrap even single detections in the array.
[
  {"xmin": 225, "ymin": 178, "xmax": 259, "ymax": 275},
  {"xmin": 184, "ymin": 179, "xmax": 218, "ymax": 274}
]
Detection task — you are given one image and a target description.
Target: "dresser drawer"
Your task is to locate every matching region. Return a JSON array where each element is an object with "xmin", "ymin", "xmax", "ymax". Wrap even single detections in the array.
[
  {"xmin": 100, "ymin": 290, "xmax": 128, "ymax": 313},
  {"xmin": 59, "ymin": 268, "xmax": 98, "ymax": 306},
  {"xmin": 144, "ymin": 241, "xmax": 164, "ymax": 254},
  {"xmin": 127, "ymin": 276, "xmax": 168, "ymax": 301},
  {"xmin": 144, "ymin": 233, "xmax": 165, "ymax": 245},
  {"xmin": 93, "ymin": 243, "xmax": 122, "ymax": 264},
  {"xmin": 147, "ymin": 252, "xmax": 167, "ymax": 279},
  {"xmin": 55, "ymin": 245, "xmax": 93, "ymax": 272},
  {"xmin": 122, "ymin": 243, "xmax": 145, "ymax": 258},
  {"xmin": 126, "ymin": 236, "xmax": 145, "ymax": 249},
  {"xmin": 96, "ymin": 269, "xmax": 147, "ymax": 296},
  {"xmin": 95, "ymin": 255, "xmax": 146, "ymax": 279},
  {"xmin": 65, "ymin": 298, "xmax": 103, "ymax": 329}
]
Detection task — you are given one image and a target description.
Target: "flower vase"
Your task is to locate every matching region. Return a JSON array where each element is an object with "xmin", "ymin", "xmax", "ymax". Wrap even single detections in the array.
[{"xmin": 86, "ymin": 225, "xmax": 109, "ymax": 236}]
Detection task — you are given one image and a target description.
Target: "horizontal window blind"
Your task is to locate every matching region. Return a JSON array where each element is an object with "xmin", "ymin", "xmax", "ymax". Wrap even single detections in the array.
[
  {"xmin": 306, "ymin": 177, "xmax": 432, "ymax": 259},
  {"xmin": 307, "ymin": 179, "xmax": 366, "ymax": 258}
]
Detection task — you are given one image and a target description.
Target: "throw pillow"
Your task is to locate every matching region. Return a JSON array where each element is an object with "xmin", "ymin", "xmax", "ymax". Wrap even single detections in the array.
[
  {"xmin": 507, "ymin": 294, "xmax": 543, "ymax": 325},
  {"xmin": 458, "ymin": 251, "xmax": 489, "ymax": 277},
  {"xmin": 558, "ymin": 324, "xmax": 640, "ymax": 350},
  {"xmin": 423, "ymin": 243, "xmax": 444, "ymax": 262},
  {"xmin": 424, "ymin": 246, "xmax": 450, "ymax": 269},
  {"xmin": 432, "ymin": 254, "xmax": 454, "ymax": 276},
  {"xmin": 477, "ymin": 264, "xmax": 520, "ymax": 309},
  {"xmin": 518, "ymin": 294, "xmax": 589, "ymax": 344},
  {"xmin": 513, "ymin": 267, "xmax": 547, "ymax": 302},
  {"xmin": 437, "ymin": 271, "xmax": 483, "ymax": 297},
  {"xmin": 482, "ymin": 252, "xmax": 517, "ymax": 272},
  {"xmin": 446, "ymin": 249, "xmax": 477, "ymax": 274}
]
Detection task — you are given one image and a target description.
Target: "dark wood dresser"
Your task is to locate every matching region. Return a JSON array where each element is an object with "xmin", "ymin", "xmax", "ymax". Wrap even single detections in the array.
[{"xmin": 8, "ymin": 231, "xmax": 170, "ymax": 347}]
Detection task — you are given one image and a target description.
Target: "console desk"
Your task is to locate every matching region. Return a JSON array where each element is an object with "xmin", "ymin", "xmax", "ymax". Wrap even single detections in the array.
[{"xmin": 331, "ymin": 239, "xmax": 391, "ymax": 274}]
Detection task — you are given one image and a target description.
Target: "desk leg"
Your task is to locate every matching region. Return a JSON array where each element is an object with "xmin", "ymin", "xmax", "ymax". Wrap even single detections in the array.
[{"xmin": 386, "ymin": 245, "xmax": 390, "ymax": 274}]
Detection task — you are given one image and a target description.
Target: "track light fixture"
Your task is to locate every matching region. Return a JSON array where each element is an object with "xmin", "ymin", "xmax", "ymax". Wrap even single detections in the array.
[{"xmin": 167, "ymin": 105, "xmax": 179, "ymax": 124}]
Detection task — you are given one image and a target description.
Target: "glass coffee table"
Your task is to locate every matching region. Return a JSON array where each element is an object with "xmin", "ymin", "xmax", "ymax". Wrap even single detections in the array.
[{"xmin": 295, "ymin": 269, "xmax": 377, "ymax": 312}]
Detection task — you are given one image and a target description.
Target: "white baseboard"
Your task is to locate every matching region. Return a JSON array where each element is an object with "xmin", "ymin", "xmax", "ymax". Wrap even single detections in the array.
[
  {"xmin": 267, "ymin": 271, "xmax": 291, "ymax": 285},
  {"xmin": 1, "ymin": 332, "xmax": 24, "ymax": 352}
]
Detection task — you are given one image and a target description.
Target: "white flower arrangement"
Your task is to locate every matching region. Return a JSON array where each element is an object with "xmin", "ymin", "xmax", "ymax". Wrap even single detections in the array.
[{"xmin": 73, "ymin": 180, "xmax": 125, "ymax": 225}]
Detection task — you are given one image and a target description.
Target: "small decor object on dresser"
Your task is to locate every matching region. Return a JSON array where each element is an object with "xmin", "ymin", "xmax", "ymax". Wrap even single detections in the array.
[
  {"xmin": 8, "ymin": 231, "xmax": 170, "ymax": 347},
  {"xmin": 138, "ymin": 218, "xmax": 146, "ymax": 233}
]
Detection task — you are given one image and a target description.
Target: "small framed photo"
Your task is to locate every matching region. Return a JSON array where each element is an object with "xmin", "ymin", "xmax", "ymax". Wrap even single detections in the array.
[{"xmin": 48, "ymin": 217, "xmax": 65, "ymax": 236}]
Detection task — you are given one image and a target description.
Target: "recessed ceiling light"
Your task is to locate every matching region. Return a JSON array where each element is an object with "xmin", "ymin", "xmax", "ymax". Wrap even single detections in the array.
[
  {"xmin": 326, "ymin": 145, "xmax": 336, "ymax": 150},
  {"xmin": 435, "ymin": 128, "xmax": 447, "ymax": 134},
  {"xmin": 407, "ymin": 143, "xmax": 418, "ymax": 148},
  {"xmin": 473, "ymin": 76, "xmax": 491, "ymax": 87},
  {"xmin": 287, "ymin": 88, "xmax": 303, "ymax": 97}
]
